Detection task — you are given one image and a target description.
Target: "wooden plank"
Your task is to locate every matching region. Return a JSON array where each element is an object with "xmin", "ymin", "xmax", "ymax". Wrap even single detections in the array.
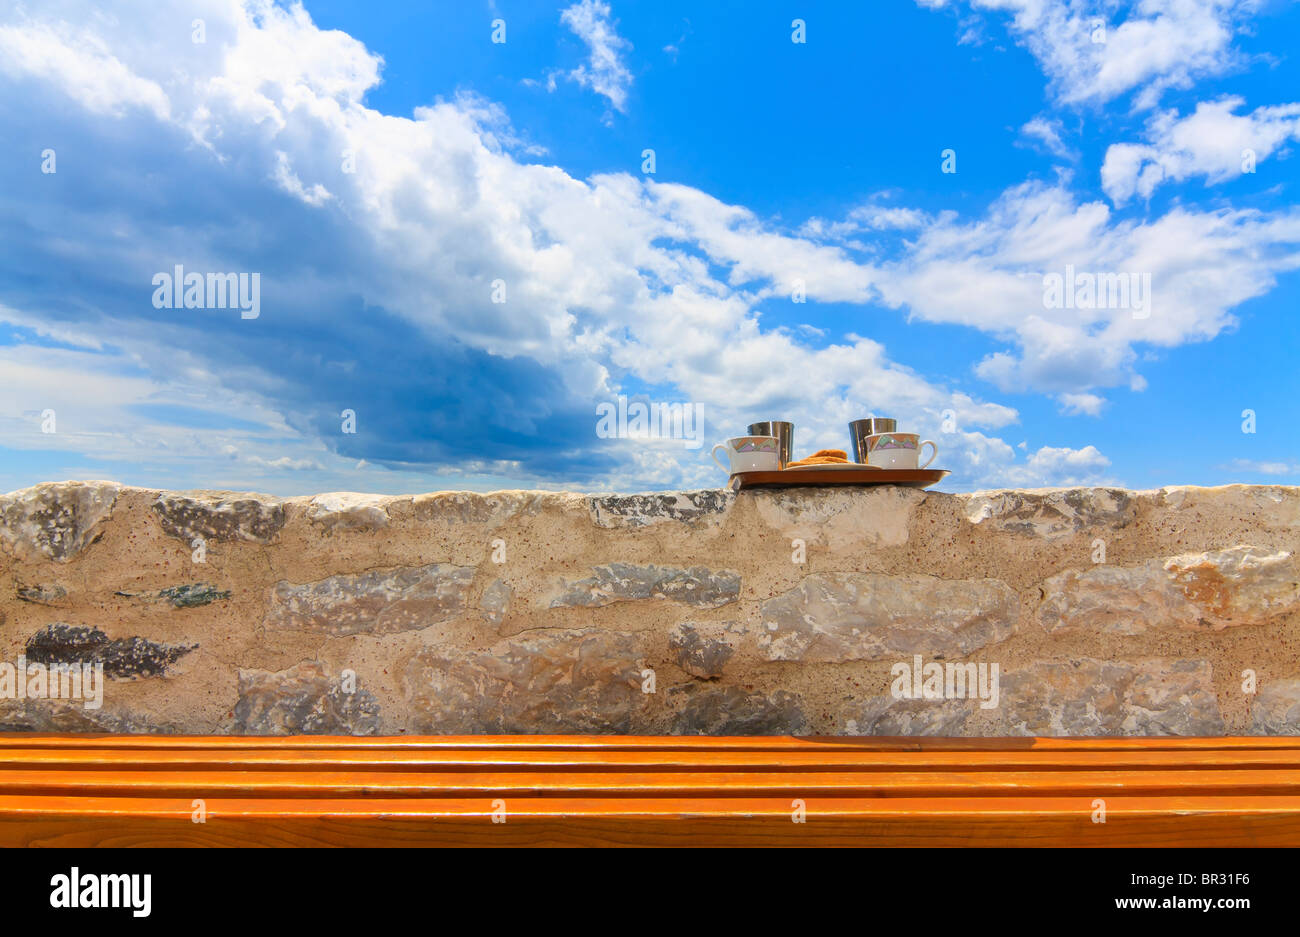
[
  {"xmin": 0, "ymin": 734, "xmax": 1296, "ymax": 751},
  {"xmin": 0, "ymin": 735, "xmax": 1295, "ymax": 846},
  {"xmin": 2, "ymin": 747, "xmax": 1299, "ymax": 770},
  {"xmin": 0, "ymin": 767, "xmax": 1296, "ymax": 797},
  {"xmin": 2, "ymin": 793, "xmax": 1299, "ymax": 818},
  {"xmin": 0, "ymin": 795, "xmax": 1298, "ymax": 847},
  {"xmin": 2, "ymin": 811, "xmax": 1297, "ymax": 847}
]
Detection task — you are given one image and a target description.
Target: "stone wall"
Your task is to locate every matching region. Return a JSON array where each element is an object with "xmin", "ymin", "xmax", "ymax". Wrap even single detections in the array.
[{"xmin": 0, "ymin": 480, "xmax": 1297, "ymax": 736}]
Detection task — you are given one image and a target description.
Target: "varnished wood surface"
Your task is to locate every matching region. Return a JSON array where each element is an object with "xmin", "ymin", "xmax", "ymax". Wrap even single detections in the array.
[
  {"xmin": 2, "ymin": 767, "xmax": 1300, "ymax": 796},
  {"xmin": 4, "ymin": 733, "xmax": 1299, "ymax": 750},
  {"xmin": 5, "ymin": 746, "xmax": 1300, "ymax": 769},
  {"xmin": 0, "ymin": 734, "xmax": 1296, "ymax": 846}
]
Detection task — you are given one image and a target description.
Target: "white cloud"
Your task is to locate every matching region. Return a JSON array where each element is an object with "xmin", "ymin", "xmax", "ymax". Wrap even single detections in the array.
[
  {"xmin": 1058, "ymin": 392, "xmax": 1106, "ymax": 416},
  {"xmin": 872, "ymin": 181, "xmax": 1300, "ymax": 395},
  {"xmin": 1102, "ymin": 96, "xmax": 1300, "ymax": 204},
  {"xmin": 956, "ymin": 437, "xmax": 1114, "ymax": 489},
  {"xmin": 560, "ymin": 0, "xmax": 633, "ymax": 114},
  {"xmin": 800, "ymin": 197, "xmax": 931, "ymax": 243},
  {"xmin": 940, "ymin": 433, "xmax": 1116, "ymax": 489},
  {"xmin": 921, "ymin": 0, "xmax": 1259, "ymax": 109},
  {"xmin": 0, "ymin": 336, "xmax": 338, "ymax": 491},
  {"xmin": 273, "ymin": 150, "xmax": 333, "ymax": 205},
  {"xmin": 1021, "ymin": 443, "xmax": 1111, "ymax": 483},
  {"xmin": 1223, "ymin": 458, "xmax": 1300, "ymax": 476},
  {"xmin": 246, "ymin": 454, "xmax": 326, "ymax": 471},
  {"xmin": 0, "ymin": 20, "xmax": 169, "ymax": 120},
  {"xmin": 1020, "ymin": 115, "xmax": 1074, "ymax": 159}
]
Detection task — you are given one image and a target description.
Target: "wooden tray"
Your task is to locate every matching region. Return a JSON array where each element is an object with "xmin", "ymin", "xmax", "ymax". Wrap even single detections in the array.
[{"xmin": 730, "ymin": 467, "xmax": 950, "ymax": 490}]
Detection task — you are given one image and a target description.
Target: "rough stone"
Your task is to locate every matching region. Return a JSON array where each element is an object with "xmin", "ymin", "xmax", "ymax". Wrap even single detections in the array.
[
  {"xmin": 759, "ymin": 572, "xmax": 1019, "ymax": 662},
  {"xmin": 849, "ymin": 697, "xmax": 974, "ymax": 736},
  {"xmin": 264, "ymin": 563, "xmax": 475, "ymax": 636},
  {"xmin": 158, "ymin": 582, "xmax": 231, "ymax": 608},
  {"xmin": 1037, "ymin": 564, "xmax": 1192, "ymax": 636},
  {"xmin": 1037, "ymin": 546, "xmax": 1299, "ymax": 634},
  {"xmin": 1160, "ymin": 485, "xmax": 1300, "ymax": 529},
  {"xmin": 408, "ymin": 490, "xmax": 547, "ymax": 526},
  {"xmin": 753, "ymin": 485, "xmax": 921, "ymax": 547},
  {"xmin": 16, "ymin": 583, "xmax": 67, "ymax": 605},
  {"xmin": 587, "ymin": 490, "xmax": 733, "ymax": 528},
  {"xmin": 962, "ymin": 487, "xmax": 1135, "ymax": 540},
  {"xmin": 668, "ymin": 621, "xmax": 739, "ymax": 678},
  {"xmin": 233, "ymin": 660, "xmax": 381, "ymax": 735},
  {"xmin": 1250, "ymin": 678, "xmax": 1300, "ymax": 735},
  {"xmin": 152, "ymin": 491, "xmax": 287, "ymax": 545},
  {"xmin": 480, "ymin": 578, "xmax": 512, "ymax": 625},
  {"xmin": 991, "ymin": 658, "xmax": 1224, "ymax": 735},
  {"xmin": 670, "ymin": 686, "xmax": 807, "ymax": 735},
  {"xmin": 24, "ymin": 623, "xmax": 196, "ymax": 680},
  {"xmin": 550, "ymin": 562, "xmax": 740, "ymax": 609},
  {"xmin": 1165, "ymin": 546, "xmax": 1299, "ymax": 628},
  {"xmin": 0, "ymin": 481, "xmax": 119, "ymax": 561},
  {"xmin": 0, "ymin": 701, "xmax": 182, "ymax": 734},
  {"xmin": 305, "ymin": 492, "xmax": 390, "ymax": 531},
  {"xmin": 406, "ymin": 629, "xmax": 644, "ymax": 733}
]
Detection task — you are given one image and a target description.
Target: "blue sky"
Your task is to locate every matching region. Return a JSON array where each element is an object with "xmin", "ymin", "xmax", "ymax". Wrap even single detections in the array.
[{"xmin": 0, "ymin": 0, "xmax": 1297, "ymax": 495}]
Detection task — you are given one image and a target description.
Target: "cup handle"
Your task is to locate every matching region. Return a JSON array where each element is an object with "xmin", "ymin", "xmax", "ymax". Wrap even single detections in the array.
[
  {"xmin": 710, "ymin": 444, "xmax": 731, "ymax": 474},
  {"xmin": 918, "ymin": 440, "xmax": 938, "ymax": 470}
]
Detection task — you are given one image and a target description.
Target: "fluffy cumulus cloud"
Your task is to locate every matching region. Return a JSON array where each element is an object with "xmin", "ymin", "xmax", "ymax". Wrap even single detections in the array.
[
  {"xmin": 1102, "ymin": 96, "xmax": 1300, "ymax": 203},
  {"xmin": 0, "ymin": 0, "xmax": 1293, "ymax": 496},
  {"xmin": 919, "ymin": 0, "xmax": 1259, "ymax": 109},
  {"xmin": 1019, "ymin": 444, "xmax": 1112, "ymax": 484}
]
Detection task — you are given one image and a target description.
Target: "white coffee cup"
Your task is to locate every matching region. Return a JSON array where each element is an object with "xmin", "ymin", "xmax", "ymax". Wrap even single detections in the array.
[
  {"xmin": 865, "ymin": 432, "xmax": 937, "ymax": 470},
  {"xmin": 711, "ymin": 435, "xmax": 780, "ymax": 474}
]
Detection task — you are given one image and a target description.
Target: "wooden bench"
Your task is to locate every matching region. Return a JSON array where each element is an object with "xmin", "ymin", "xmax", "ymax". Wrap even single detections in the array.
[{"xmin": 1, "ymin": 734, "xmax": 1298, "ymax": 846}]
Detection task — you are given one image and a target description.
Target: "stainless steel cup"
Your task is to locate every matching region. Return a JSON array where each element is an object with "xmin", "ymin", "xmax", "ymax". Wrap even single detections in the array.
[
  {"xmin": 747, "ymin": 421, "xmax": 794, "ymax": 468},
  {"xmin": 849, "ymin": 418, "xmax": 897, "ymax": 463}
]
